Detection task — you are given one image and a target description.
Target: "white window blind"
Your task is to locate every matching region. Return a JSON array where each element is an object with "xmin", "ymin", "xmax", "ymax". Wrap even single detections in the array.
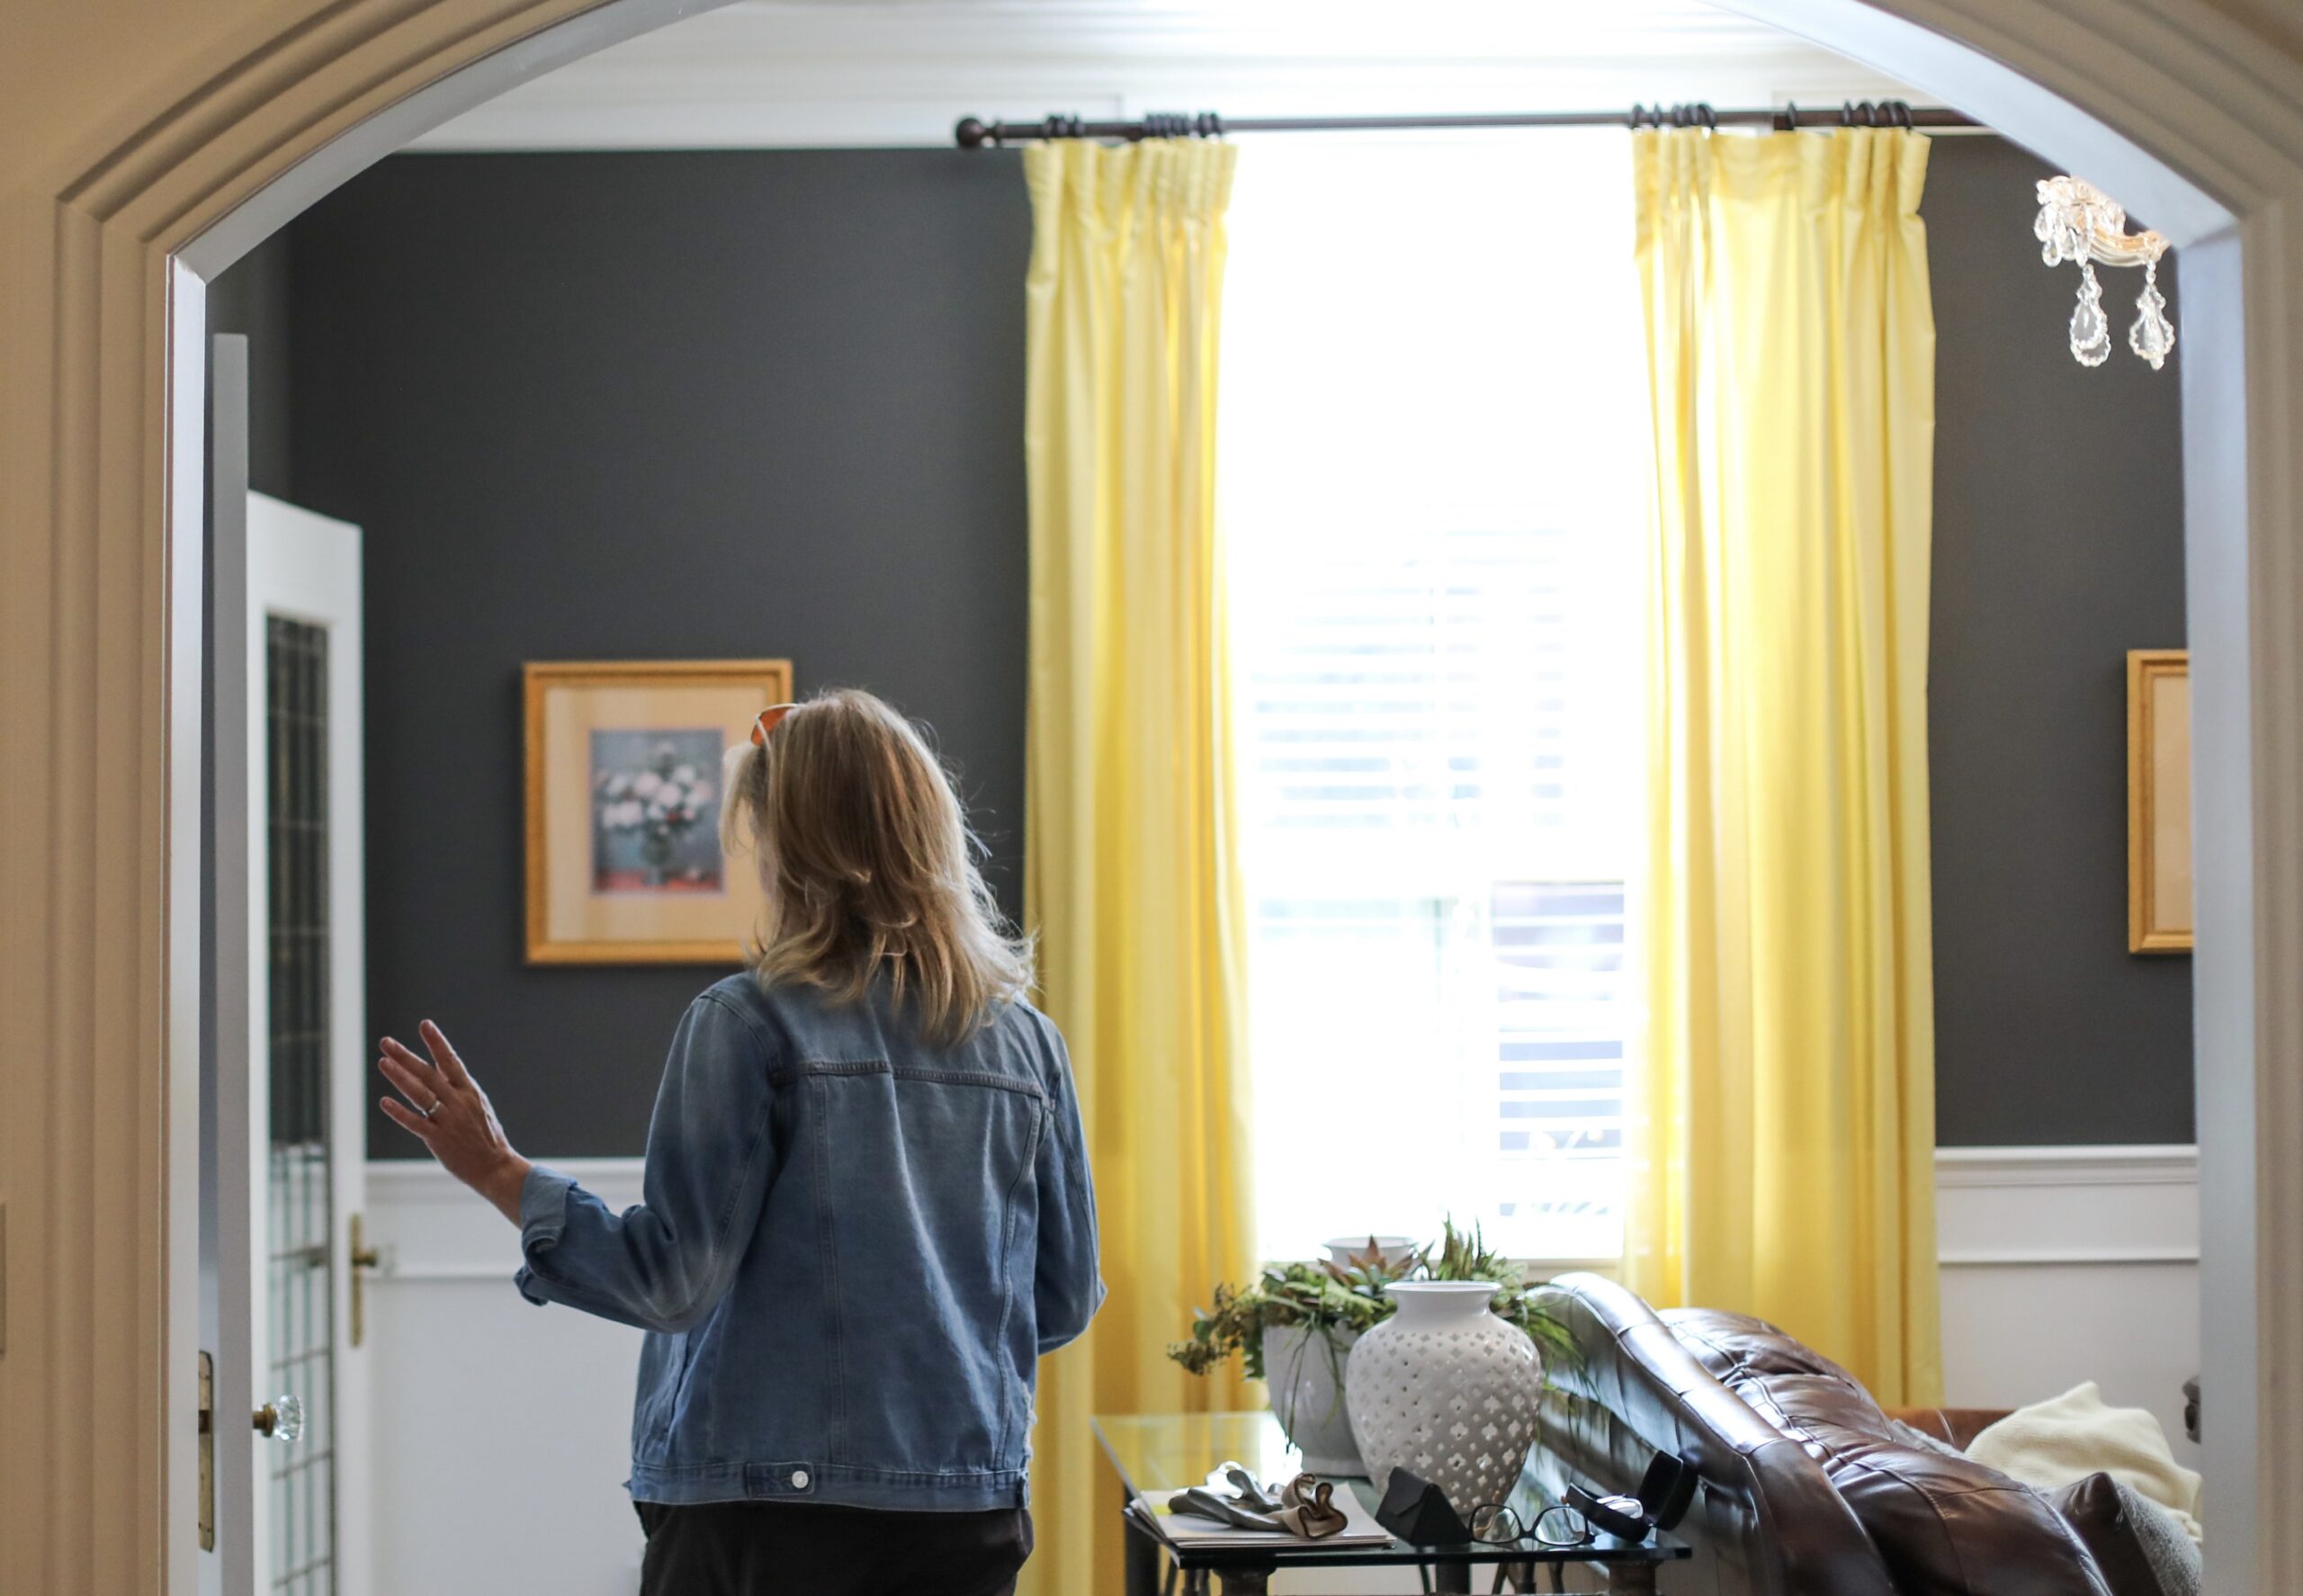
[{"xmin": 1220, "ymin": 132, "xmax": 1646, "ymax": 1264}]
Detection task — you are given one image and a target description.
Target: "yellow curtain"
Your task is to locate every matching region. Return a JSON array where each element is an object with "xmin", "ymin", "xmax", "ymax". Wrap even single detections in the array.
[
  {"xmin": 1625, "ymin": 127, "xmax": 1943, "ymax": 1406},
  {"xmin": 1019, "ymin": 137, "xmax": 1254, "ymax": 1596}
]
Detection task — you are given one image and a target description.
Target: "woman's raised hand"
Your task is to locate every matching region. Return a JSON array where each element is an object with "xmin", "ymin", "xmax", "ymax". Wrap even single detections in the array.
[{"xmin": 379, "ymin": 1019, "xmax": 533, "ymax": 1224}]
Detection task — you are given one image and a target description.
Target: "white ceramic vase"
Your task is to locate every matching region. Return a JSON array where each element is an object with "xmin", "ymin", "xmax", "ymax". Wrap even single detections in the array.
[
  {"xmin": 1343, "ymin": 1281, "xmax": 1544, "ymax": 1515},
  {"xmin": 1260, "ymin": 1323, "xmax": 1363, "ymax": 1475}
]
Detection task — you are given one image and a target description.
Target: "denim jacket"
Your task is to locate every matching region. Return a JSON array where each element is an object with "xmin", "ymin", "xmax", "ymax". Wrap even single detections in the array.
[{"xmin": 514, "ymin": 973, "xmax": 1104, "ymax": 1511}]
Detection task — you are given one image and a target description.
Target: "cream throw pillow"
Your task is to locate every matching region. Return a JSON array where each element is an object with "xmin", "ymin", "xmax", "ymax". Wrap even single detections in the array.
[{"xmin": 1969, "ymin": 1382, "xmax": 2203, "ymax": 1544}]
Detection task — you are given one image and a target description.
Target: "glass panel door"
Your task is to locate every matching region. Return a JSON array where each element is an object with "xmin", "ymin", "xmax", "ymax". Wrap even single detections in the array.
[{"xmin": 265, "ymin": 616, "xmax": 337, "ymax": 1596}]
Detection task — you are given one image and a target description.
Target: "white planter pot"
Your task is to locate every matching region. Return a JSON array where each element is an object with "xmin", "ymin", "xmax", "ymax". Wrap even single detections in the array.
[
  {"xmin": 1344, "ymin": 1281, "xmax": 1544, "ymax": 1517},
  {"xmin": 1260, "ymin": 1323, "xmax": 1363, "ymax": 1476},
  {"xmin": 1322, "ymin": 1235, "xmax": 1419, "ymax": 1271}
]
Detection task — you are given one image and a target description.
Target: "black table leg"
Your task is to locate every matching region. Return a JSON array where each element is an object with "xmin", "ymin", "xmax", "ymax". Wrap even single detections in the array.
[
  {"xmin": 1429, "ymin": 1564, "xmax": 1473, "ymax": 1592},
  {"xmin": 1121, "ymin": 1485, "xmax": 1160, "ymax": 1596}
]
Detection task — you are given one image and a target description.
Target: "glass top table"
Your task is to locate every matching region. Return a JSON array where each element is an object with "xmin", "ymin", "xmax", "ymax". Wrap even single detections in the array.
[{"xmin": 1093, "ymin": 1411, "xmax": 1689, "ymax": 1594}]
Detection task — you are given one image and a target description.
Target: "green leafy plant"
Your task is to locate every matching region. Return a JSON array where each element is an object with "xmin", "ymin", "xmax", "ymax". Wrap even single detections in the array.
[
  {"xmin": 1420, "ymin": 1217, "xmax": 1581, "ymax": 1375},
  {"xmin": 1165, "ymin": 1239, "xmax": 1411, "ymax": 1380},
  {"xmin": 1168, "ymin": 1220, "xmax": 1578, "ymax": 1381}
]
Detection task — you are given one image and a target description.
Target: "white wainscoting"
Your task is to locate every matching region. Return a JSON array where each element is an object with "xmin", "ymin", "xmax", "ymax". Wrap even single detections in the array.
[
  {"xmin": 1936, "ymin": 1143, "xmax": 2201, "ymax": 1469},
  {"xmin": 358, "ymin": 1146, "xmax": 2200, "ymax": 1594},
  {"xmin": 363, "ymin": 1158, "xmax": 649, "ymax": 1596}
]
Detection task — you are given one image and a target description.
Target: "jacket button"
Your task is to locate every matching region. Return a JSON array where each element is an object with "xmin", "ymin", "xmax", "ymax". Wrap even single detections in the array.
[{"xmin": 790, "ymin": 1469, "xmax": 810, "ymax": 1490}]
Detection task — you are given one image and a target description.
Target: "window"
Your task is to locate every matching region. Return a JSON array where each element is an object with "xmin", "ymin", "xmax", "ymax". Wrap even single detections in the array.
[{"xmin": 1221, "ymin": 133, "xmax": 1647, "ymax": 1264}]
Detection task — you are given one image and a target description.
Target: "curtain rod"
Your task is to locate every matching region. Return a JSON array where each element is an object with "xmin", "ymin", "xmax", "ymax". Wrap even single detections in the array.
[{"xmin": 954, "ymin": 101, "xmax": 1980, "ymax": 148}]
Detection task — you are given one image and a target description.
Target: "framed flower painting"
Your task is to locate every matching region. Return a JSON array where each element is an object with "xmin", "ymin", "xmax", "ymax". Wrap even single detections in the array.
[{"xmin": 524, "ymin": 659, "xmax": 793, "ymax": 964}]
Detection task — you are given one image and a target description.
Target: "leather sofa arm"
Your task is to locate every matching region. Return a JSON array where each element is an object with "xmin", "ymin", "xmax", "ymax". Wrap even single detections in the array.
[{"xmin": 1532, "ymin": 1273, "xmax": 1898, "ymax": 1596}]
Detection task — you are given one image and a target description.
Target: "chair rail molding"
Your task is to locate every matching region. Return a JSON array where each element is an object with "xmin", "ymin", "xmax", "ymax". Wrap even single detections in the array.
[
  {"xmin": 364, "ymin": 1157, "xmax": 647, "ymax": 1280},
  {"xmin": 1935, "ymin": 1144, "xmax": 2200, "ymax": 1267},
  {"xmin": 1935, "ymin": 1143, "xmax": 2201, "ymax": 1188},
  {"xmin": 3, "ymin": 1, "xmax": 2300, "ymax": 1592}
]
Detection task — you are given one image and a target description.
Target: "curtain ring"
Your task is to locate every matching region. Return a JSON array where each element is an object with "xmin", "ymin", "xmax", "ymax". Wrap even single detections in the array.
[
  {"xmin": 1698, "ymin": 103, "xmax": 1717, "ymax": 131},
  {"xmin": 1779, "ymin": 101, "xmax": 1800, "ymax": 133}
]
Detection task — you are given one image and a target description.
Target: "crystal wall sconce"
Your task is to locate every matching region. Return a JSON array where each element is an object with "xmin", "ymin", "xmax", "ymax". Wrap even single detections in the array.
[{"xmin": 2035, "ymin": 175, "xmax": 2173, "ymax": 369}]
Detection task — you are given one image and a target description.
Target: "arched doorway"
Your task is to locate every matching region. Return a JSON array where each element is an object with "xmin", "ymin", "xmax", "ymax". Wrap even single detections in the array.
[{"xmin": 3, "ymin": 1, "xmax": 2295, "ymax": 1590}]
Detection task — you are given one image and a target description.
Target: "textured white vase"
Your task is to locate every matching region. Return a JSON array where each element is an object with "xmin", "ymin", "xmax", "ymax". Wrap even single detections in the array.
[
  {"xmin": 1344, "ymin": 1281, "xmax": 1544, "ymax": 1515},
  {"xmin": 1260, "ymin": 1323, "xmax": 1363, "ymax": 1476}
]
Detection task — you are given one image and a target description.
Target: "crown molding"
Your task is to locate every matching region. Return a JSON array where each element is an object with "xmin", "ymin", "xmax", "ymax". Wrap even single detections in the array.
[{"xmin": 409, "ymin": 0, "xmax": 1930, "ymax": 149}]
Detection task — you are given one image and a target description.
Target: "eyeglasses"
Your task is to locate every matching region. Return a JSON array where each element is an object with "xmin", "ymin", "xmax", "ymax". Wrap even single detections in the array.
[
  {"xmin": 1465, "ymin": 1502, "xmax": 1525, "ymax": 1545},
  {"xmin": 1464, "ymin": 1502, "xmax": 1598, "ymax": 1548},
  {"xmin": 750, "ymin": 703, "xmax": 799, "ymax": 746},
  {"xmin": 1532, "ymin": 1504, "xmax": 1596, "ymax": 1548}
]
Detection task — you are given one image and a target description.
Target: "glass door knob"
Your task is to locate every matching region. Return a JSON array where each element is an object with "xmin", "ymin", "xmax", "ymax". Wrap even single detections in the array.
[{"xmin": 253, "ymin": 1394, "xmax": 304, "ymax": 1442}]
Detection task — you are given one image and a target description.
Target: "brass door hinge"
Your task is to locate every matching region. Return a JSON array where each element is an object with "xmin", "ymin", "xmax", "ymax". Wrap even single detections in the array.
[
  {"xmin": 197, "ymin": 1350, "xmax": 215, "ymax": 1552},
  {"xmin": 349, "ymin": 1212, "xmax": 382, "ymax": 1348}
]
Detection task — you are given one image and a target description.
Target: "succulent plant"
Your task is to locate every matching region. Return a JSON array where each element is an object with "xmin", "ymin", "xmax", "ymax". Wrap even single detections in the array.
[{"xmin": 1168, "ymin": 1219, "xmax": 1576, "ymax": 1380}]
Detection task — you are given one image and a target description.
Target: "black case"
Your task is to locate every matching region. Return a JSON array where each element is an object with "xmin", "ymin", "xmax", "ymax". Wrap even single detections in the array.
[{"xmin": 1374, "ymin": 1468, "xmax": 1472, "ymax": 1545}]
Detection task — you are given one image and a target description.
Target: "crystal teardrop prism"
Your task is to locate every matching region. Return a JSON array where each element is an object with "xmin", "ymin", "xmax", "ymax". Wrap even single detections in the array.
[
  {"xmin": 2129, "ymin": 258, "xmax": 2175, "ymax": 370},
  {"xmin": 2070, "ymin": 260, "xmax": 2111, "ymax": 367}
]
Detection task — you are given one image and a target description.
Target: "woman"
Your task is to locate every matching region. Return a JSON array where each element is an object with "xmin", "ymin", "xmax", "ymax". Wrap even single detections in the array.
[{"xmin": 377, "ymin": 688, "xmax": 1102, "ymax": 1596}]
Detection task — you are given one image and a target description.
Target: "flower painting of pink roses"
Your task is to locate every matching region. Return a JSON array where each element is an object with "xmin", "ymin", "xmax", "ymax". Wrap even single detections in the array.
[{"xmin": 589, "ymin": 728, "xmax": 723, "ymax": 893}]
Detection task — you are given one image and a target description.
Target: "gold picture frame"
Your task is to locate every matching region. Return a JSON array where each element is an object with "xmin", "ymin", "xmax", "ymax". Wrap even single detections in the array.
[
  {"xmin": 524, "ymin": 659, "xmax": 793, "ymax": 964},
  {"xmin": 2127, "ymin": 649, "xmax": 2192, "ymax": 954}
]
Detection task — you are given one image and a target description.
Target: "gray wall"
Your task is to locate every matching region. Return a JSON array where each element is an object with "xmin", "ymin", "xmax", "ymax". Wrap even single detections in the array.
[
  {"xmin": 1923, "ymin": 137, "xmax": 2192, "ymax": 1144},
  {"xmin": 279, "ymin": 150, "xmax": 1034, "ymax": 1158},
  {"xmin": 218, "ymin": 135, "xmax": 2193, "ymax": 1158}
]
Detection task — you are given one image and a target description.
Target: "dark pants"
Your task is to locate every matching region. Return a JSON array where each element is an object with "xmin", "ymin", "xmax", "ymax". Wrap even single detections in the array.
[{"xmin": 636, "ymin": 1499, "xmax": 1034, "ymax": 1596}]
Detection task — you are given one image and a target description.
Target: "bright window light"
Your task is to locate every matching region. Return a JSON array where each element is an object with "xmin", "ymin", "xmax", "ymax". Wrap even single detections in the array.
[{"xmin": 1221, "ymin": 131, "xmax": 1646, "ymax": 1266}]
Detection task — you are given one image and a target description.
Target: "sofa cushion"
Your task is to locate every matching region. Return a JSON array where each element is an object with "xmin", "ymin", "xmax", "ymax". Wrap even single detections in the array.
[
  {"xmin": 2053, "ymin": 1473, "xmax": 2202, "ymax": 1596},
  {"xmin": 1668, "ymin": 1313, "xmax": 2114, "ymax": 1596}
]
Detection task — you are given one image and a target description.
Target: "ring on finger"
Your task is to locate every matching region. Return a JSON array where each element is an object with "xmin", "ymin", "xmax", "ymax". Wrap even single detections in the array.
[{"xmin": 420, "ymin": 1098, "xmax": 441, "ymax": 1119}]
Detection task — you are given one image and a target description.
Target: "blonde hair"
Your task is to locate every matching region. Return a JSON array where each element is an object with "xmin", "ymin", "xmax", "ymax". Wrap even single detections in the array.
[{"xmin": 720, "ymin": 688, "xmax": 1031, "ymax": 1045}]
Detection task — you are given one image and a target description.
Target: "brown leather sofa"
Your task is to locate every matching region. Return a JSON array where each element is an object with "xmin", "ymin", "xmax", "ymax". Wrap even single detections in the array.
[{"xmin": 1529, "ymin": 1273, "xmax": 2113, "ymax": 1596}]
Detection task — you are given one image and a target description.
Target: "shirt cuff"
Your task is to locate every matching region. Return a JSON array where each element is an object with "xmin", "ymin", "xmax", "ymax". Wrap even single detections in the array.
[{"xmin": 515, "ymin": 1164, "xmax": 577, "ymax": 1306}]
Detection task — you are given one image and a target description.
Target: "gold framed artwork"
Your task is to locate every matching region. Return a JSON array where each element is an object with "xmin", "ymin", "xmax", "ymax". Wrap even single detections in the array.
[
  {"xmin": 2127, "ymin": 649, "xmax": 2192, "ymax": 954},
  {"xmin": 524, "ymin": 659, "xmax": 793, "ymax": 964}
]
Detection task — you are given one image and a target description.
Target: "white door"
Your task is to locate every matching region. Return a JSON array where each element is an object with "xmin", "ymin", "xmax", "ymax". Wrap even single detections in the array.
[{"xmin": 206, "ymin": 332, "xmax": 372, "ymax": 1596}]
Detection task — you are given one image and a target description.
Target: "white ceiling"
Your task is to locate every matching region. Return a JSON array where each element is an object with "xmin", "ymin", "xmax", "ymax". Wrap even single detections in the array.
[{"xmin": 414, "ymin": 0, "xmax": 1934, "ymax": 150}]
